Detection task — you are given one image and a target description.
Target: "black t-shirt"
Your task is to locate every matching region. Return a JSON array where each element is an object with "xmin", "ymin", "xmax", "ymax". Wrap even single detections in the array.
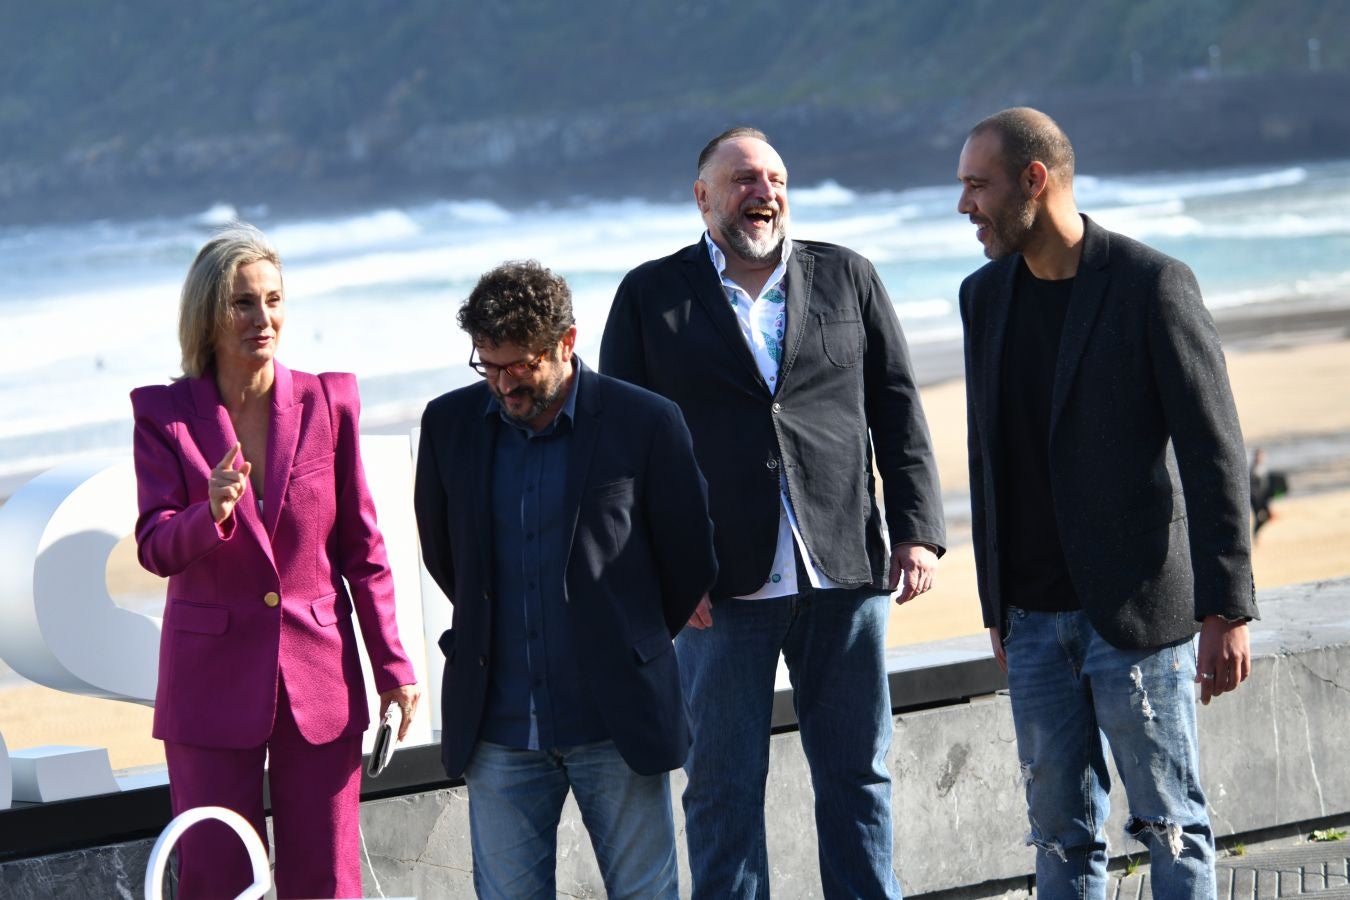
[{"xmin": 996, "ymin": 259, "xmax": 1080, "ymax": 612}]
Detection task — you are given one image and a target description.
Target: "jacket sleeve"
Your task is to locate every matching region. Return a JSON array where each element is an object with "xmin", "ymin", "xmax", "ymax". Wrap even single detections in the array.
[
  {"xmin": 130, "ymin": 388, "xmax": 234, "ymax": 577},
  {"xmin": 1147, "ymin": 263, "xmax": 1259, "ymax": 622},
  {"xmin": 642, "ymin": 401, "xmax": 718, "ymax": 636},
  {"xmin": 599, "ymin": 273, "xmax": 651, "ymax": 388},
  {"xmin": 323, "ymin": 373, "xmax": 417, "ymax": 692},
  {"xmin": 413, "ymin": 403, "xmax": 457, "ymax": 607},
  {"xmin": 859, "ymin": 262, "xmax": 947, "ymax": 555}
]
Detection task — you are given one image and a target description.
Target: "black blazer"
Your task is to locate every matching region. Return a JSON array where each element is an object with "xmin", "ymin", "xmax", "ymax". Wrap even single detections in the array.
[
  {"xmin": 960, "ymin": 215, "xmax": 1258, "ymax": 650},
  {"xmin": 601, "ymin": 238, "xmax": 945, "ymax": 600},
  {"xmin": 413, "ymin": 362, "xmax": 717, "ymax": 779}
]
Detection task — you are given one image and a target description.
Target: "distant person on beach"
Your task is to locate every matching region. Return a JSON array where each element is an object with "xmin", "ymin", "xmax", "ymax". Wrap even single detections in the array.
[
  {"xmin": 130, "ymin": 224, "xmax": 420, "ymax": 898},
  {"xmin": 1249, "ymin": 447, "xmax": 1283, "ymax": 538},
  {"xmin": 957, "ymin": 107, "xmax": 1259, "ymax": 899},
  {"xmin": 413, "ymin": 261, "xmax": 717, "ymax": 898},
  {"xmin": 601, "ymin": 127, "xmax": 946, "ymax": 899}
]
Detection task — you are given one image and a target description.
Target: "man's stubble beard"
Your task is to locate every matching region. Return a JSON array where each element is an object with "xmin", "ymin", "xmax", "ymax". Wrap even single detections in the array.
[
  {"xmin": 983, "ymin": 198, "xmax": 1037, "ymax": 261},
  {"xmin": 494, "ymin": 362, "xmax": 566, "ymax": 425}
]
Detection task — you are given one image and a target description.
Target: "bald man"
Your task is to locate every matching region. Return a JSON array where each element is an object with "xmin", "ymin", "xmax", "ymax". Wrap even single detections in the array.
[
  {"xmin": 957, "ymin": 107, "xmax": 1258, "ymax": 899},
  {"xmin": 602, "ymin": 127, "xmax": 946, "ymax": 899}
]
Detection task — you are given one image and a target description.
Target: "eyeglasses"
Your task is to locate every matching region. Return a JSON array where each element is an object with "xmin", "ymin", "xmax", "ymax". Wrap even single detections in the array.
[{"xmin": 468, "ymin": 347, "xmax": 549, "ymax": 379}]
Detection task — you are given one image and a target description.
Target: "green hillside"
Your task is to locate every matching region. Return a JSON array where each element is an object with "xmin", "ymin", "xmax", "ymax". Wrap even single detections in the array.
[{"xmin": 2, "ymin": 0, "xmax": 1347, "ymax": 221}]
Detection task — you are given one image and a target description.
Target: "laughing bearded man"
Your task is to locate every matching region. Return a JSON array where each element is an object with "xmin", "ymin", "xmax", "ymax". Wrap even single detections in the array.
[{"xmin": 600, "ymin": 127, "xmax": 947, "ymax": 899}]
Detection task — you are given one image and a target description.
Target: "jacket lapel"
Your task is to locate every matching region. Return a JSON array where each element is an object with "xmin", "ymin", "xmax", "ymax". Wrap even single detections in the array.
[
  {"xmin": 262, "ymin": 362, "xmax": 301, "ymax": 541},
  {"xmin": 187, "ymin": 371, "xmax": 273, "ymax": 562},
  {"xmin": 561, "ymin": 364, "xmax": 601, "ymax": 561},
  {"xmin": 980, "ymin": 259, "xmax": 1018, "ymax": 461},
  {"xmin": 679, "ymin": 241, "xmax": 765, "ymax": 389},
  {"xmin": 775, "ymin": 242, "xmax": 813, "ymax": 391},
  {"xmin": 188, "ymin": 374, "xmax": 239, "ymax": 478},
  {"xmin": 1049, "ymin": 216, "xmax": 1110, "ymax": 437},
  {"xmin": 472, "ymin": 391, "xmax": 499, "ymax": 583}
]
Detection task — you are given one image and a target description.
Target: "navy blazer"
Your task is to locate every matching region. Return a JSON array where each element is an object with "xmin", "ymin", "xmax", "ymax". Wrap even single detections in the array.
[
  {"xmin": 413, "ymin": 362, "xmax": 717, "ymax": 778},
  {"xmin": 601, "ymin": 238, "xmax": 946, "ymax": 600},
  {"xmin": 960, "ymin": 215, "xmax": 1258, "ymax": 649}
]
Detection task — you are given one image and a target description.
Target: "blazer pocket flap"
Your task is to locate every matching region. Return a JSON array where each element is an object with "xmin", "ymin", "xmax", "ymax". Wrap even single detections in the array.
[
  {"xmin": 632, "ymin": 630, "xmax": 673, "ymax": 664},
  {"xmin": 290, "ymin": 453, "xmax": 335, "ymax": 480},
  {"xmin": 171, "ymin": 601, "xmax": 229, "ymax": 636},
  {"xmin": 589, "ymin": 477, "xmax": 635, "ymax": 499},
  {"xmin": 818, "ymin": 313, "xmax": 863, "ymax": 367},
  {"xmin": 310, "ymin": 592, "xmax": 349, "ymax": 626},
  {"xmin": 438, "ymin": 628, "xmax": 456, "ymax": 659}
]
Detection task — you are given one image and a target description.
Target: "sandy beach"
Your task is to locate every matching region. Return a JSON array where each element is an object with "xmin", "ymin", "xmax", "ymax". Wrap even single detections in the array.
[{"xmin": 3, "ymin": 324, "xmax": 1349, "ymax": 772}]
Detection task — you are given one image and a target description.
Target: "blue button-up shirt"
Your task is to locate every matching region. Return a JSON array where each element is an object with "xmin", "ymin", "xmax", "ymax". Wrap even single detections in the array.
[{"xmin": 479, "ymin": 360, "xmax": 608, "ymax": 750}]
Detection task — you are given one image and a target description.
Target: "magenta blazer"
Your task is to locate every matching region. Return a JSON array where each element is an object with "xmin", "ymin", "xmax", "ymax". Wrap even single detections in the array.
[{"xmin": 131, "ymin": 362, "xmax": 415, "ymax": 749}]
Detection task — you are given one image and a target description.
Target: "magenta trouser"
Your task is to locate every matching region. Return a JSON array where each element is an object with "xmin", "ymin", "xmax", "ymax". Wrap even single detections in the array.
[{"xmin": 164, "ymin": 679, "xmax": 363, "ymax": 899}]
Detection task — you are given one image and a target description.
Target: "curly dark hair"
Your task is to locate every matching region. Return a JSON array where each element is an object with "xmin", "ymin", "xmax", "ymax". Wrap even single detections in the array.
[{"xmin": 457, "ymin": 260, "xmax": 575, "ymax": 349}]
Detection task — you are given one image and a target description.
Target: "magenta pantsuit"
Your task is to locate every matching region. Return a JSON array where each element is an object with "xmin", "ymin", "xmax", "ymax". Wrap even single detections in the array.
[{"xmin": 132, "ymin": 362, "xmax": 416, "ymax": 898}]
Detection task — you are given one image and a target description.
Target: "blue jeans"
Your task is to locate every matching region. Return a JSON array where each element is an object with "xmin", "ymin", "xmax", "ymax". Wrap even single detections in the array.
[
  {"xmin": 462, "ymin": 740, "xmax": 678, "ymax": 899},
  {"xmin": 1003, "ymin": 608, "xmax": 1215, "ymax": 900},
  {"xmin": 677, "ymin": 586, "xmax": 900, "ymax": 899}
]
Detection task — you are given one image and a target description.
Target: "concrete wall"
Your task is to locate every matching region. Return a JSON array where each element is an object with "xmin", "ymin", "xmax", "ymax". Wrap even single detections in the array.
[{"xmin": 4, "ymin": 578, "xmax": 1348, "ymax": 898}]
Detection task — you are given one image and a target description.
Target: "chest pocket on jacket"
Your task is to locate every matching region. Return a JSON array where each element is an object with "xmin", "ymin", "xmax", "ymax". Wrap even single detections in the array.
[
  {"xmin": 289, "ymin": 453, "xmax": 334, "ymax": 483},
  {"xmin": 819, "ymin": 313, "xmax": 863, "ymax": 368}
]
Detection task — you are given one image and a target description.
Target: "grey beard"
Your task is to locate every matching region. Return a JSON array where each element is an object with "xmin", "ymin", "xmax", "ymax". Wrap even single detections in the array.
[{"xmin": 721, "ymin": 213, "xmax": 788, "ymax": 265}]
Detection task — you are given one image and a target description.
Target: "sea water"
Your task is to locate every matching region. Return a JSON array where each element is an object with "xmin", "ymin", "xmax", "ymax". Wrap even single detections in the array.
[{"xmin": 3, "ymin": 159, "xmax": 1350, "ymax": 483}]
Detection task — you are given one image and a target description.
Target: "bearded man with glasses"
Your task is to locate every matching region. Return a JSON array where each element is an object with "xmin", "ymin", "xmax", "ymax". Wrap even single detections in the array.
[{"xmin": 414, "ymin": 259, "xmax": 718, "ymax": 899}]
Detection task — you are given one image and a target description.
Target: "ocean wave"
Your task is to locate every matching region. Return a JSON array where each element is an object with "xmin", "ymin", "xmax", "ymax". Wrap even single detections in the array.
[
  {"xmin": 1082, "ymin": 166, "xmax": 1308, "ymax": 206},
  {"xmin": 1185, "ymin": 213, "xmax": 1350, "ymax": 240},
  {"xmin": 0, "ymin": 285, "xmax": 179, "ymax": 375},
  {"xmin": 807, "ymin": 212, "xmax": 914, "ymax": 244},
  {"xmin": 1094, "ymin": 204, "xmax": 1350, "ymax": 241},
  {"xmin": 792, "ymin": 180, "xmax": 858, "ymax": 207},
  {"xmin": 1207, "ymin": 271, "xmax": 1350, "ymax": 309},
  {"xmin": 419, "ymin": 198, "xmax": 513, "ymax": 224},
  {"xmin": 193, "ymin": 203, "xmax": 239, "ymax": 227},
  {"xmin": 7, "ymin": 159, "xmax": 1350, "ymax": 485},
  {"xmin": 1094, "ymin": 209, "xmax": 1205, "ymax": 239},
  {"xmin": 270, "ymin": 209, "xmax": 424, "ymax": 258}
]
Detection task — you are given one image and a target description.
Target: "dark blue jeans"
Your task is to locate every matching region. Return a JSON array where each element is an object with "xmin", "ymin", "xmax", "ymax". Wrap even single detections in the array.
[
  {"xmin": 676, "ymin": 586, "xmax": 901, "ymax": 899},
  {"xmin": 1004, "ymin": 607, "xmax": 1216, "ymax": 900}
]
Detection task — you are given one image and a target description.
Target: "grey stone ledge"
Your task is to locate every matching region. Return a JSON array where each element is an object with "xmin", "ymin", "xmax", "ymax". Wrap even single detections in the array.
[{"xmin": 3, "ymin": 577, "xmax": 1348, "ymax": 898}]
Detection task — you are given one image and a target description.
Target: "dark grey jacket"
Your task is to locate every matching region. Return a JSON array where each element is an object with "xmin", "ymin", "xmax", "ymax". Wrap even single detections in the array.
[
  {"xmin": 960, "ymin": 215, "xmax": 1258, "ymax": 649},
  {"xmin": 601, "ymin": 238, "xmax": 946, "ymax": 600}
]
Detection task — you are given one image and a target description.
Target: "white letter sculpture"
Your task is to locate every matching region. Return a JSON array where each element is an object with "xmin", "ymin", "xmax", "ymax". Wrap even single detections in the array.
[
  {"xmin": 145, "ymin": 806, "xmax": 270, "ymax": 900},
  {"xmin": 0, "ymin": 459, "xmax": 160, "ymax": 701}
]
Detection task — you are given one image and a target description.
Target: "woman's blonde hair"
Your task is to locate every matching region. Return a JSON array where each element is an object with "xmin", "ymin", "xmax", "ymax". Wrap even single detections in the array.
[{"xmin": 177, "ymin": 223, "xmax": 282, "ymax": 378}]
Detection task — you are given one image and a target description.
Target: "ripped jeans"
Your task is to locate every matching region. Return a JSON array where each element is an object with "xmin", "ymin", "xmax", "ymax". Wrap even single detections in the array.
[{"xmin": 1003, "ymin": 607, "xmax": 1215, "ymax": 900}]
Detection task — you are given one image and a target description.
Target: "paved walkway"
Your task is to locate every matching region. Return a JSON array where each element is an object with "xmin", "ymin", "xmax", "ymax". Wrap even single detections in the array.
[{"xmin": 1108, "ymin": 841, "xmax": 1350, "ymax": 898}]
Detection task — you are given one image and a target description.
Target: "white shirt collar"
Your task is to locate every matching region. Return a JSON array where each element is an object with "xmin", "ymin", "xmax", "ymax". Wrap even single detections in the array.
[{"xmin": 703, "ymin": 231, "xmax": 792, "ymax": 284}]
